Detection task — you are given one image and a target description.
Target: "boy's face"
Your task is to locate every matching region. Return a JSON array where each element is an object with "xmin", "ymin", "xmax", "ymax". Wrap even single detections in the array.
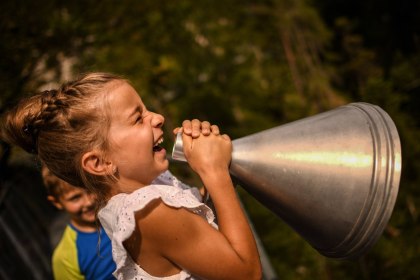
[{"xmin": 49, "ymin": 186, "xmax": 97, "ymax": 230}]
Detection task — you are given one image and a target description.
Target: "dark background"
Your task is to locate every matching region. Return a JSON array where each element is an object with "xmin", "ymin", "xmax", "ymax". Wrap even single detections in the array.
[{"xmin": 1, "ymin": 0, "xmax": 419, "ymax": 279}]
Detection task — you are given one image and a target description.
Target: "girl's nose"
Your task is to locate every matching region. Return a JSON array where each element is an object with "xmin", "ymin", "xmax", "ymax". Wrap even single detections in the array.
[{"xmin": 151, "ymin": 113, "xmax": 164, "ymax": 128}]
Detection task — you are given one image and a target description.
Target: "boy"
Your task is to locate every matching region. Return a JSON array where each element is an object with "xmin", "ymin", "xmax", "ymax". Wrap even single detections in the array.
[{"xmin": 42, "ymin": 165, "xmax": 116, "ymax": 280}]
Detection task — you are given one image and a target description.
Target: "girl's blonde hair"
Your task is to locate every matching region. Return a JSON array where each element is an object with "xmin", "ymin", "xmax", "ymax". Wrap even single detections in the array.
[{"xmin": 1, "ymin": 72, "xmax": 126, "ymax": 207}]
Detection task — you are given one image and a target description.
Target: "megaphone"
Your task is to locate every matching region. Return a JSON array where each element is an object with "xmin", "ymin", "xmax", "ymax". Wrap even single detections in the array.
[{"xmin": 171, "ymin": 102, "xmax": 401, "ymax": 260}]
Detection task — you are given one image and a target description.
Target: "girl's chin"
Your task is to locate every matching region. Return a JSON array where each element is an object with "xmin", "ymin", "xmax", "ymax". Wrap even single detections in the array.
[
  {"xmin": 162, "ymin": 159, "xmax": 170, "ymax": 170},
  {"xmin": 154, "ymin": 150, "xmax": 169, "ymax": 167}
]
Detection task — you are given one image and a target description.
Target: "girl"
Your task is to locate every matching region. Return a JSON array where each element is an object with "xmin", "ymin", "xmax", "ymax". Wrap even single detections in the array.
[{"xmin": 1, "ymin": 72, "xmax": 262, "ymax": 280}]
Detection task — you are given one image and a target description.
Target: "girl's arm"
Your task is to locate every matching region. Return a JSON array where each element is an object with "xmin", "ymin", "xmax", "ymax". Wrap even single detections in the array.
[
  {"xmin": 131, "ymin": 124, "xmax": 262, "ymax": 279},
  {"xmin": 181, "ymin": 131, "xmax": 262, "ymax": 279}
]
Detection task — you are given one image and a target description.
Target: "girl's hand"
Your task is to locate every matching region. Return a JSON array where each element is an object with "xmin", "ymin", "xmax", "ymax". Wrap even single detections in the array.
[
  {"xmin": 182, "ymin": 129, "xmax": 232, "ymax": 176},
  {"xmin": 173, "ymin": 119, "xmax": 219, "ymax": 139}
]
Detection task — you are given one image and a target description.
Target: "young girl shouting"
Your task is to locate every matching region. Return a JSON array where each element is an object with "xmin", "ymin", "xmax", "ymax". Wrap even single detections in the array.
[{"xmin": 1, "ymin": 72, "xmax": 262, "ymax": 280}]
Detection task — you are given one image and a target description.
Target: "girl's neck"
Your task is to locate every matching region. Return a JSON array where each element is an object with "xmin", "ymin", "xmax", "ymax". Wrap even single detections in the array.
[{"xmin": 107, "ymin": 178, "xmax": 149, "ymax": 198}]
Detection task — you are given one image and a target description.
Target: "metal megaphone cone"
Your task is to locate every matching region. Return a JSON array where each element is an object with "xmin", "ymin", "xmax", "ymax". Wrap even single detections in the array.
[{"xmin": 171, "ymin": 102, "xmax": 401, "ymax": 260}]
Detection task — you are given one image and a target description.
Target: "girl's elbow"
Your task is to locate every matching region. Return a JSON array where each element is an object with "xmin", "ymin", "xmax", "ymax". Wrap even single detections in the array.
[
  {"xmin": 249, "ymin": 264, "xmax": 263, "ymax": 280},
  {"xmin": 239, "ymin": 261, "xmax": 262, "ymax": 280}
]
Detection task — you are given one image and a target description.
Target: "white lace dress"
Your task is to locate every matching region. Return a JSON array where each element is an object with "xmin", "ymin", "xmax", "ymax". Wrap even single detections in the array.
[{"xmin": 98, "ymin": 171, "xmax": 217, "ymax": 280}]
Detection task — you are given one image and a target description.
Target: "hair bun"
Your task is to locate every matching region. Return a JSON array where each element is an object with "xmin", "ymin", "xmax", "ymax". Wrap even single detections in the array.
[{"xmin": 1, "ymin": 93, "xmax": 46, "ymax": 154}]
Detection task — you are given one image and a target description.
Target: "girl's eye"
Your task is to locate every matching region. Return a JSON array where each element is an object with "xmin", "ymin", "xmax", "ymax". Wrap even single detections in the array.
[{"xmin": 136, "ymin": 116, "xmax": 142, "ymax": 123}]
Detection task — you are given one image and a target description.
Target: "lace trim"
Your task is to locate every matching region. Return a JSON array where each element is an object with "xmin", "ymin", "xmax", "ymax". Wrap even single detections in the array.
[{"xmin": 98, "ymin": 172, "xmax": 215, "ymax": 280}]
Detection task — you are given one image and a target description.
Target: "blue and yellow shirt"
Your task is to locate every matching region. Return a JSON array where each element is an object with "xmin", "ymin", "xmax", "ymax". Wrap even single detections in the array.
[{"xmin": 52, "ymin": 224, "xmax": 116, "ymax": 280}]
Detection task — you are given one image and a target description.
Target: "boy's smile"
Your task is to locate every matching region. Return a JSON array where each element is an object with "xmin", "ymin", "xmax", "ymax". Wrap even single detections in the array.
[{"xmin": 51, "ymin": 187, "xmax": 97, "ymax": 232}]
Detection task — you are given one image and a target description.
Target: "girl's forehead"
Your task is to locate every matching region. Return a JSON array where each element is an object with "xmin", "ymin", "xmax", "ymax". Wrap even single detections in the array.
[
  {"xmin": 107, "ymin": 81, "xmax": 141, "ymax": 102},
  {"xmin": 106, "ymin": 82, "xmax": 144, "ymax": 119}
]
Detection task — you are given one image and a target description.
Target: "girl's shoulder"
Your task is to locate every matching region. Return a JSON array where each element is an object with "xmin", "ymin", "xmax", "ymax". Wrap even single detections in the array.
[
  {"xmin": 108, "ymin": 183, "xmax": 201, "ymax": 212},
  {"xmin": 98, "ymin": 171, "xmax": 215, "ymax": 241},
  {"xmin": 108, "ymin": 170, "xmax": 202, "ymax": 210},
  {"xmin": 102, "ymin": 171, "xmax": 199, "ymax": 212}
]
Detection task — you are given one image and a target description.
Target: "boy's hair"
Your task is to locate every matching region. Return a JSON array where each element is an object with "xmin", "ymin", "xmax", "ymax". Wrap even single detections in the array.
[
  {"xmin": 41, "ymin": 164, "xmax": 75, "ymax": 199},
  {"xmin": 1, "ymin": 72, "xmax": 126, "ymax": 208}
]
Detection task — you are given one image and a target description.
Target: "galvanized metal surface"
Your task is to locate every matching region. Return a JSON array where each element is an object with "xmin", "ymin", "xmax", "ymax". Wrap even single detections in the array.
[{"xmin": 171, "ymin": 102, "xmax": 401, "ymax": 259}]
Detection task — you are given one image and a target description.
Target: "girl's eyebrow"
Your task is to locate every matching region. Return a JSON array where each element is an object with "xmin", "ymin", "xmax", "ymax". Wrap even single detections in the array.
[{"xmin": 128, "ymin": 106, "xmax": 143, "ymax": 119}]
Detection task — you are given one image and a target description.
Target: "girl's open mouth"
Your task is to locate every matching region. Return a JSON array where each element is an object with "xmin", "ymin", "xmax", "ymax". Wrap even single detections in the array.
[
  {"xmin": 153, "ymin": 137, "xmax": 164, "ymax": 152},
  {"xmin": 153, "ymin": 145, "xmax": 163, "ymax": 152}
]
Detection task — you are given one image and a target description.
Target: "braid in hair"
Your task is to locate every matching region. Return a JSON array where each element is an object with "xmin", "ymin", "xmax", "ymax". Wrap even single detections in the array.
[
  {"xmin": 1, "ymin": 72, "xmax": 126, "ymax": 209},
  {"xmin": 21, "ymin": 89, "xmax": 69, "ymax": 153}
]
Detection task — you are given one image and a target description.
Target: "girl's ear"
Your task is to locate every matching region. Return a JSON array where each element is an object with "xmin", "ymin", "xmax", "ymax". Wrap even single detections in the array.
[{"xmin": 81, "ymin": 150, "xmax": 111, "ymax": 176}]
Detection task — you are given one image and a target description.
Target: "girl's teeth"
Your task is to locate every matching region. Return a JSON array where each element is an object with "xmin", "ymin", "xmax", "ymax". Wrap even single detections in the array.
[{"xmin": 153, "ymin": 138, "xmax": 164, "ymax": 152}]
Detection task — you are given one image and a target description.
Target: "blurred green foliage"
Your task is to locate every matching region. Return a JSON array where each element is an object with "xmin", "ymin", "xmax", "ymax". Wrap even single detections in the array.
[{"xmin": 1, "ymin": 0, "xmax": 419, "ymax": 279}]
